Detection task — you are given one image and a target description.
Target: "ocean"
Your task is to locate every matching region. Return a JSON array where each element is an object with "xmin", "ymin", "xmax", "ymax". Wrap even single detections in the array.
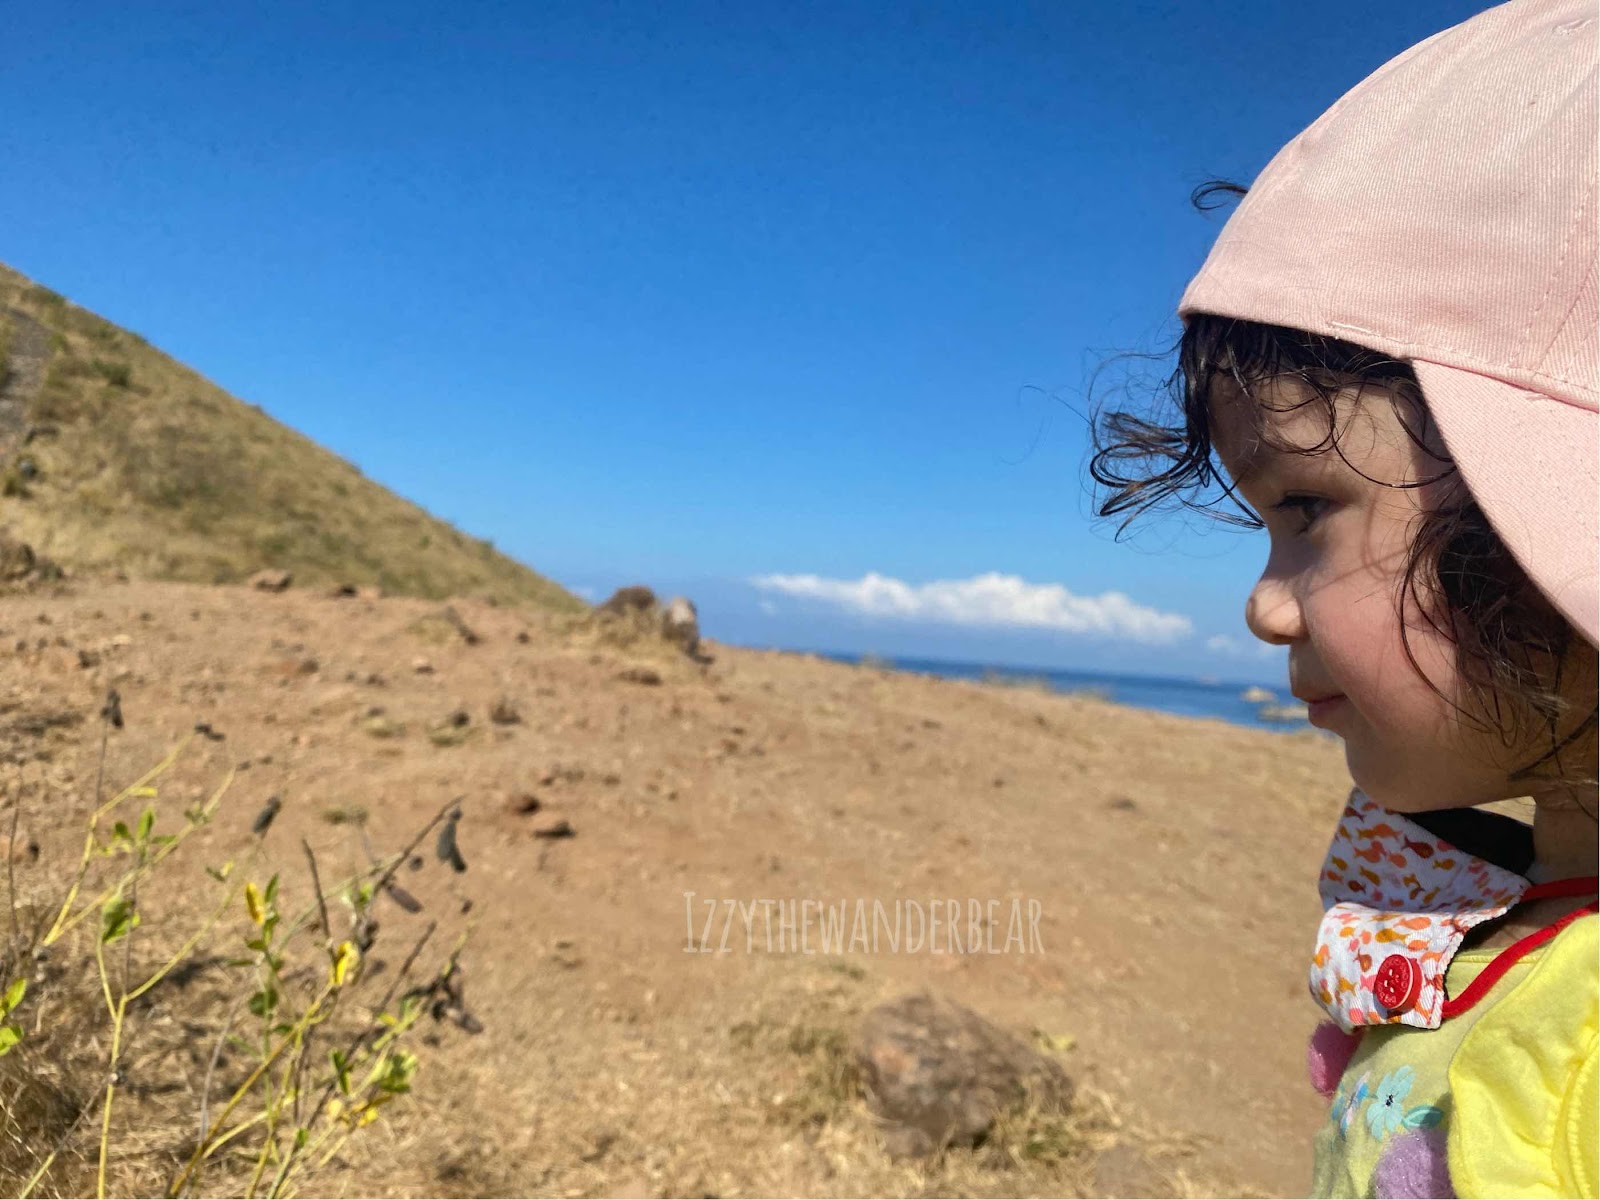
[{"xmin": 814, "ymin": 651, "xmax": 1337, "ymax": 739}]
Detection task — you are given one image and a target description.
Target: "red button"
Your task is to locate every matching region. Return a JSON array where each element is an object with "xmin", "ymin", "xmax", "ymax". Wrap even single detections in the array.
[{"xmin": 1374, "ymin": 954, "xmax": 1421, "ymax": 1011}]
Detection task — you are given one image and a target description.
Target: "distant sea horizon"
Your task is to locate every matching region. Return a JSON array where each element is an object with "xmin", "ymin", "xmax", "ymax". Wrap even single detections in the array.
[{"xmin": 783, "ymin": 648, "xmax": 1333, "ymax": 739}]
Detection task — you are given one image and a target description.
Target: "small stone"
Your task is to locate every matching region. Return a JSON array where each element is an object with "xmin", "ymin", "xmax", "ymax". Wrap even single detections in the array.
[
  {"xmin": 504, "ymin": 792, "xmax": 542, "ymax": 815},
  {"xmin": 362, "ymin": 714, "xmax": 405, "ymax": 739},
  {"xmin": 533, "ymin": 819, "xmax": 575, "ymax": 839},
  {"xmin": 412, "ymin": 658, "xmax": 435, "ymax": 675},
  {"xmin": 77, "ymin": 648, "xmax": 101, "ymax": 669},
  {"xmin": 249, "ymin": 569, "xmax": 293, "ymax": 592},
  {"xmin": 426, "ymin": 710, "xmax": 474, "ymax": 747},
  {"xmin": 441, "ymin": 606, "xmax": 481, "ymax": 645},
  {"xmin": 489, "ymin": 696, "xmax": 522, "ymax": 725},
  {"xmin": 617, "ymin": 666, "xmax": 662, "ymax": 686},
  {"xmin": 0, "ymin": 831, "xmax": 40, "ymax": 863},
  {"xmin": 0, "ymin": 536, "xmax": 36, "ymax": 581}
]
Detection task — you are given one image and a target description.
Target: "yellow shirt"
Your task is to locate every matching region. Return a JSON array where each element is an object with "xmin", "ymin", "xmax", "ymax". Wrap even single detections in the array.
[{"xmin": 1312, "ymin": 913, "xmax": 1597, "ymax": 1198}]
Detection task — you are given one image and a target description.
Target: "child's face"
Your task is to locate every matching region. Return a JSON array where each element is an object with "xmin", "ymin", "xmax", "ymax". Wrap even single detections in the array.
[{"xmin": 1209, "ymin": 375, "xmax": 1532, "ymax": 814}]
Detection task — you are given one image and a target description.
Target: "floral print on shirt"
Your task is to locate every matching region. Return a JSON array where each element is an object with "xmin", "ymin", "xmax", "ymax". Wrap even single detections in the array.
[{"xmin": 1330, "ymin": 1062, "xmax": 1446, "ymax": 1146}]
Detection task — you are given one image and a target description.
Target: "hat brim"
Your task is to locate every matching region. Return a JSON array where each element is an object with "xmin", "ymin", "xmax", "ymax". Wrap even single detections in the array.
[{"xmin": 1414, "ymin": 360, "xmax": 1598, "ymax": 649}]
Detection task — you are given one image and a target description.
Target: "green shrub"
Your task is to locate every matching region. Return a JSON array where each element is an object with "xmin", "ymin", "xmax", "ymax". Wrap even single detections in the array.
[
  {"xmin": 0, "ymin": 707, "xmax": 477, "ymax": 1198},
  {"xmin": 90, "ymin": 360, "xmax": 131, "ymax": 389}
]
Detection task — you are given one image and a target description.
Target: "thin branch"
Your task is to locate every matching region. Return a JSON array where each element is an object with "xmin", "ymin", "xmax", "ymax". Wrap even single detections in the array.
[
  {"xmin": 196, "ymin": 1005, "xmax": 240, "ymax": 1185},
  {"xmin": 18, "ymin": 1092, "xmax": 98, "ymax": 1199},
  {"xmin": 6, "ymin": 763, "xmax": 22, "ymax": 955},
  {"xmin": 45, "ymin": 734, "xmax": 196, "ymax": 946},
  {"xmin": 293, "ymin": 919, "xmax": 436, "ymax": 1163},
  {"xmin": 301, "ymin": 839, "xmax": 331, "ymax": 948},
  {"xmin": 370, "ymin": 799, "xmax": 460, "ymax": 904}
]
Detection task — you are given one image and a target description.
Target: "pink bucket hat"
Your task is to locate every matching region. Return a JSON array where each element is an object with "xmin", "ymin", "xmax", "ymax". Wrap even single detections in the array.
[{"xmin": 1179, "ymin": 0, "xmax": 1598, "ymax": 649}]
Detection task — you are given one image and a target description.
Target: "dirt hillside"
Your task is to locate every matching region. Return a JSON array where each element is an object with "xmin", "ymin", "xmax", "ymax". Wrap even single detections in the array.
[
  {"xmin": 0, "ymin": 261, "xmax": 583, "ymax": 611},
  {"xmin": 0, "ymin": 576, "xmax": 1369, "ymax": 1197}
]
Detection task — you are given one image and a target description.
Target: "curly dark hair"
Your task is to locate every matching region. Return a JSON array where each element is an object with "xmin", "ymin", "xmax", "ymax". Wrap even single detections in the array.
[{"xmin": 1084, "ymin": 180, "xmax": 1598, "ymax": 807}]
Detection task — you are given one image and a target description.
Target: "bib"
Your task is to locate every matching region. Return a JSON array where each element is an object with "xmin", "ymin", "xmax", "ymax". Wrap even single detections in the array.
[{"xmin": 1310, "ymin": 788, "xmax": 1532, "ymax": 1032}]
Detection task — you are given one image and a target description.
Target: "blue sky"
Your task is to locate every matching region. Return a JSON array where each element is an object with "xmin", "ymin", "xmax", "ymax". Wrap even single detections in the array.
[{"xmin": 2, "ymin": 0, "xmax": 1492, "ymax": 687}]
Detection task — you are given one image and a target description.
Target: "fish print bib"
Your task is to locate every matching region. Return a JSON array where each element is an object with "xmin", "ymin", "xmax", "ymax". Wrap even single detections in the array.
[{"xmin": 1310, "ymin": 788, "xmax": 1532, "ymax": 1032}]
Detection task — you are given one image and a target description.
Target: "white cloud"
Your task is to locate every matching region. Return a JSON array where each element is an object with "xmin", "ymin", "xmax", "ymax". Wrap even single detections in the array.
[
  {"xmin": 1206, "ymin": 634, "xmax": 1240, "ymax": 653},
  {"xmin": 571, "ymin": 585, "xmax": 597, "ymax": 600},
  {"xmin": 747, "ymin": 570, "xmax": 1192, "ymax": 644},
  {"xmin": 758, "ymin": 599, "xmax": 778, "ymax": 616}
]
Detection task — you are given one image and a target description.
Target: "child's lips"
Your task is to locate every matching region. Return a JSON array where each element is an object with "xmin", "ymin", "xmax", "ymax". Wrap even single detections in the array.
[{"xmin": 1307, "ymin": 695, "xmax": 1348, "ymax": 726}]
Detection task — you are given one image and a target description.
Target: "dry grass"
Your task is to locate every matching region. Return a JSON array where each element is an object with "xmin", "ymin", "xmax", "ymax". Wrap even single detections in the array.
[
  {"xmin": 0, "ymin": 263, "xmax": 587, "ymax": 613},
  {"xmin": 650, "ymin": 978, "xmax": 1260, "ymax": 1200},
  {"xmin": 0, "ymin": 724, "xmax": 476, "ymax": 1199}
]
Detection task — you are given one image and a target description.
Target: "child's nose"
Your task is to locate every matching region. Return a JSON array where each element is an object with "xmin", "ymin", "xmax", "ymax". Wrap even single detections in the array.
[{"xmin": 1246, "ymin": 574, "xmax": 1305, "ymax": 645}]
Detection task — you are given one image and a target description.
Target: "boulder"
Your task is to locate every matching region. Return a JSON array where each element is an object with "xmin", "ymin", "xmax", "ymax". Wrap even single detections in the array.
[
  {"xmin": 855, "ymin": 991, "xmax": 1072, "ymax": 1159},
  {"xmin": 660, "ymin": 596, "xmax": 700, "ymax": 657}
]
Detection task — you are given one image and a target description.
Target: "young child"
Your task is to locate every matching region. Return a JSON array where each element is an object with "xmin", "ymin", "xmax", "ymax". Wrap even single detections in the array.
[{"xmin": 1087, "ymin": 1, "xmax": 1597, "ymax": 1195}]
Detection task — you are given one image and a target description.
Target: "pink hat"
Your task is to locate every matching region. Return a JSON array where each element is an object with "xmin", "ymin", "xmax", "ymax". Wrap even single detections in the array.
[{"xmin": 1179, "ymin": 0, "xmax": 1598, "ymax": 649}]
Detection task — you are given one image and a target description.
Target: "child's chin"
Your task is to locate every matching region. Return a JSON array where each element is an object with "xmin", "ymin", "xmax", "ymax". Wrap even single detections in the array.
[{"xmin": 1350, "ymin": 780, "xmax": 1495, "ymax": 817}]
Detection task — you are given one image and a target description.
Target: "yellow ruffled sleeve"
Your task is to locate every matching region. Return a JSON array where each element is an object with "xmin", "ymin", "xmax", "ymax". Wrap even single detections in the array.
[{"xmin": 1448, "ymin": 914, "xmax": 1598, "ymax": 1198}]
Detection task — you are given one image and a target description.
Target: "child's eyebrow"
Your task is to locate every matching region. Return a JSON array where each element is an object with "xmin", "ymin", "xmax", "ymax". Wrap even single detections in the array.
[
  {"xmin": 1225, "ymin": 447, "xmax": 1278, "ymax": 490},
  {"xmin": 1228, "ymin": 444, "xmax": 1333, "ymax": 491}
]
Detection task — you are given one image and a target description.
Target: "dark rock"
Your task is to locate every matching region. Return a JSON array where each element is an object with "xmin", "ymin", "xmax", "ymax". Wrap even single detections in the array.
[
  {"xmin": 597, "ymin": 585, "xmax": 657, "ymax": 615},
  {"xmin": 617, "ymin": 666, "xmax": 662, "ymax": 686},
  {"xmin": 0, "ymin": 831, "xmax": 39, "ymax": 863},
  {"xmin": 441, "ymin": 605, "xmax": 481, "ymax": 645},
  {"xmin": 489, "ymin": 696, "xmax": 522, "ymax": 725},
  {"xmin": 533, "ymin": 819, "xmax": 575, "ymax": 839},
  {"xmin": 0, "ymin": 536, "xmax": 36, "ymax": 581},
  {"xmin": 855, "ymin": 991, "xmax": 1072, "ymax": 1159}
]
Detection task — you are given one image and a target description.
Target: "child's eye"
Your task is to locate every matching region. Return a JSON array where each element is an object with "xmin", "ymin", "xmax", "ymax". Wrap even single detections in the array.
[{"xmin": 1271, "ymin": 493, "xmax": 1329, "ymax": 532}]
